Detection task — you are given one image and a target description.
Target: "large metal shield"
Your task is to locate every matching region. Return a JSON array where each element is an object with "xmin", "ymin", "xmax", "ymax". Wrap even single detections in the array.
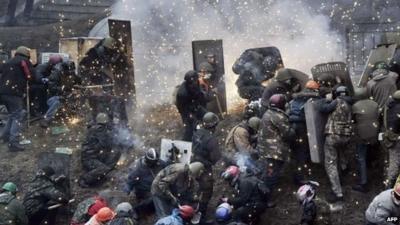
[
  {"xmin": 192, "ymin": 40, "xmax": 227, "ymax": 116},
  {"xmin": 59, "ymin": 37, "xmax": 102, "ymax": 72},
  {"xmin": 304, "ymin": 99, "xmax": 327, "ymax": 164},
  {"xmin": 311, "ymin": 62, "xmax": 354, "ymax": 95},
  {"xmin": 232, "ymin": 46, "xmax": 284, "ymax": 82},
  {"xmin": 108, "ymin": 19, "xmax": 136, "ymax": 108},
  {"xmin": 357, "ymin": 44, "xmax": 397, "ymax": 87},
  {"xmin": 160, "ymin": 138, "xmax": 192, "ymax": 164}
]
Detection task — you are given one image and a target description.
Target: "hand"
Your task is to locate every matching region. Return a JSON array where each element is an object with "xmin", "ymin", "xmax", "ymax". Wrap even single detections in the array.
[{"xmin": 42, "ymin": 78, "xmax": 49, "ymax": 84}]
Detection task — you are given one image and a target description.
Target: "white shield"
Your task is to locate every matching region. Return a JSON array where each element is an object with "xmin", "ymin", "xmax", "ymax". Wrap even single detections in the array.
[{"xmin": 160, "ymin": 139, "xmax": 192, "ymax": 164}]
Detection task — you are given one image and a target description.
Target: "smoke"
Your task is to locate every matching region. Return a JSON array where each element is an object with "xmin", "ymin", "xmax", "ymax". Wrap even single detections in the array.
[
  {"xmin": 92, "ymin": 0, "xmax": 345, "ymax": 107},
  {"xmin": 234, "ymin": 152, "xmax": 260, "ymax": 175}
]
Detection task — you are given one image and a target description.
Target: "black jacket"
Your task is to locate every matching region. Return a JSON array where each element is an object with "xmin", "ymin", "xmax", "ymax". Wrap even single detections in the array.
[
  {"xmin": 47, "ymin": 63, "xmax": 81, "ymax": 97},
  {"xmin": 386, "ymin": 99, "xmax": 400, "ymax": 134},
  {"xmin": 192, "ymin": 128, "xmax": 221, "ymax": 168},
  {"xmin": 301, "ymin": 201, "xmax": 317, "ymax": 225},
  {"xmin": 229, "ymin": 173, "xmax": 269, "ymax": 208},
  {"xmin": 0, "ymin": 54, "xmax": 33, "ymax": 96},
  {"xmin": 175, "ymin": 81, "xmax": 208, "ymax": 119}
]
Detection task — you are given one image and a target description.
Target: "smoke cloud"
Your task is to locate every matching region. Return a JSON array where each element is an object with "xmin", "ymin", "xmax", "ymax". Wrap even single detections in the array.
[{"xmin": 91, "ymin": 0, "xmax": 345, "ymax": 108}]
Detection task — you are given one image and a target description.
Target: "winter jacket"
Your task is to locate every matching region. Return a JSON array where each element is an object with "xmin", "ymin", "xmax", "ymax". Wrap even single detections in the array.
[
  {"xmin": 0, "ymin": 54, "xmax": 33, "ymax": 97},
  {"xmin": 225, "ymin": 121, "xmax": 257, "ymax": 154},
  {"xmin": 81, "ymin": 124, "xmax": 120, "ymax": 165},
  {"xmin": 0, "ymin": 192, "xmax": 28, "ymax": 225},
  {"xmin": 261, "ymin": 80, "xmax": 291, "ymax": 108},
  {"xmin": 151, "ymin": 163, "xmax": 194, "ymax": 201},
  {"xmin": 109, "ymin": 211, "xmax": 137, "ymax": 225},
  {"xmin": 192, "ymin": 128, "xmax": 222, "ymax": 168},
  {"xmin": 229, "ymin": 173, "xmax": 269, "ymax": 208},
  {"xmin": 367, "ymin": 69, "xmax": 398, "ymax": 108},
  {"xmin": 319, "ymin": 96, "xmax": 353, "ymax": 136},
  {"xmin": 71, "ymin": 197, "xmax": 107, "ymax": 225},
  {"xmin": 300, "ymin": 200, "xmax": 317, "ymax": 225},
  {"xmin": 47, "ymin": 62, "xmax": 81, "ymax": 97},
  {"xmin": 124, "ymin": 157, "xmax": 168, "ymax": 197},
  {"xmin": 23, "ymin": 174, "xmax": 68, "ymax": 217},
  {"xmin": 154, "ymin": 209, "xmax": 184, "ymax": 225},
  {"xmin": 365, "ymin": 189, "xmax": 400, "ymax": 225},
  {"xmin": 34, "ymin": 63, "xmax": 54, "ymax": 82},
  {"xmin": 175, "ymin": 81, "xmax": 209, "ymax": 120},
  {"xmin": 352, "ymin": 99, "xmax": 380, "ymax": 143},
  {"xmin": 257, "ymin": 107, "xmax": 294, "ymax": 161},
  {"xmin": 289, "ymin": 90, "xmax": 320, "ymax": 123},
  {"xmin": 386, "ymin": 99, "xmax": 400, "ymax": 134}
]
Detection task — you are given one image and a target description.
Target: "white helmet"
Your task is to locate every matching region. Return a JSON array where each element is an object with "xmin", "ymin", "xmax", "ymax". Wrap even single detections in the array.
[
  {"xmin": 296, "ymin": 184, "xmax": 316, "ymax": 204},
  {"xmin": 116, "ymin": 202, "xmax": 133, "ymax": 214}
]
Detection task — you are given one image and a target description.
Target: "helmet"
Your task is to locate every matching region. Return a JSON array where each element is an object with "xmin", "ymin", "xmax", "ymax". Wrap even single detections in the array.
[
  {"xmin": 393, "ymin": 90, "xmax": 400, "ymax": 100},
  {"xmin": 179, "ymin": 205, "xmax": 195, "ymax": 219},
  {"xmin": 203, "ymin": 112, "xmax": 220, "ymax": 129},
  {"xmin": 215, "ymin": 203, "xmax": 232, "ymax": 222},
  {"xmin": 247, "ymin": 117, "xmax": 261, "ymax": 131},
  {"xmin": 296, "ymin": 184, "xmax": 316, "ymax": 204},
  {"xmin": 305, "ymin": 80, "xmax": 320, "ymax": 90},
  {"xmin": 354, "ymin": 88, "xmax": 368, "ymax": 100},
  {"xmin": 102, "ymin": 37, "xmax": 117, "ymax": 50},
  {"xmin": 199, "ymin": 62, "xmax": 215, "ymax": 73},
  {"xmin": 96, "ymin": 113, "xmax": 109, "ymax": 124},
  {"xmin": 49, "ymin": 54, "xmax": 63, "ymax": 65},
  {"xmin": 189, "ymin": 162, "xmax": 205, "ymax": 178},
  {"xmin": 275, "ymin": 68, "xmax": 291, "ymax": 82},
  {"xmin": 335, "ymin": 86, "xmax": 348, "ymax": 96},
  {"xmin": 221, "ymin": 165, "xmax": 240, "ymax": 181},
  {"xmin": 392, "ymin": 184, "xmax": 400, "ymax": 206},
  {"xmin": 115, "ymin": 202, "xmax": 133, "ymax": 214},
  {"xmin": 269, "ymin": 94, "xmax": 286, "ymax": 110},
  {"xmin": 15, "ymin": 46, "xmax": 30, "ymax": 58},
  {"xmin": 374, "ymin": 61, "xmax": 389, "ymax": 70},
  {"xmin": 184, "ymin": 70, "xmax": 199, "ymax": 83},
  {"xmin": 95, "ymin": 207, "xmax": 116, "ymax": 222},
  {"xmin": 145, "ymin": 148, "xmax": 158, "ymax": 165},
  {"xmin": 2, "ymin": 182, "xmax": 17, "ymax": 194},
  {"xmin": 40, "ymin": 166, "xmax": 55, "ymax": 177}
]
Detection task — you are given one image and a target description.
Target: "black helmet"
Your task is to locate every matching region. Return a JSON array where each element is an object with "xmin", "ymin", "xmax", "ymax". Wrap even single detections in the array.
[
  {"xmin": 335, "ymin": 86, "xmax": 349, "ymax": 96},
  {"xmin": 145, "ymin": 148, "xmax": 158, "ymax": 165},
  {"xmin": 184, "ymin": 70, "xmax": 199, "ymax": 83},
  {"xmin": 203, "ymin": 112, "xmax": 220, "ymax": 129}
]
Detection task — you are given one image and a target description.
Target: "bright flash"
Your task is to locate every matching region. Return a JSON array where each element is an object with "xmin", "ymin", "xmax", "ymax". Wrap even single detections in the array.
[{"xmin": 69, "ymin": 117, "xmax": 80, "ymax": 125}]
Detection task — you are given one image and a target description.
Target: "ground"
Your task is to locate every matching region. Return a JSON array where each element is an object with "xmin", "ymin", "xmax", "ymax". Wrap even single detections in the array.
[{"xmin": 0, "ymin": 102, "xmax": 387, "ymax": 225}]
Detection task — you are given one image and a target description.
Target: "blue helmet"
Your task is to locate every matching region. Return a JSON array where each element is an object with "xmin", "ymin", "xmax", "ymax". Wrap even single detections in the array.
[{"xmin": 215, "ymin": 203, "xmax": 232, "ymax": 222}]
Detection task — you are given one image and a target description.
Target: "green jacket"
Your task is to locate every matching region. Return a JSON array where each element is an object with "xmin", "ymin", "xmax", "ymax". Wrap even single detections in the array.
[{"xmin": 0, "ymin": 192, "xmax": 28, "ymax": 225}]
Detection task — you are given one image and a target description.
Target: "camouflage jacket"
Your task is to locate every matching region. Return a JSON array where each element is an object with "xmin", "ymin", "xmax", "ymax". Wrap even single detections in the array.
[
  {"xmin": 23, "ymin": 175, "xmax": 68, "ymax": 216},
  {"xmin": 151, "ymin": 163, "xmax": 194, "ymax": 201},
  {"xmin": 0, "ymin": 192, "xmax": 28, "ymax": 225},
  {"xmin": 225, "ymin": 122, "xmax": 257, "ymax": 154},
  {"xmin": 257, "ymin": 107, "xmax": 293, "ymax": 162},
  {"xmin": 71, "ymin": 197, "xmax": 96, "ymax": 225},
  {"xmin": 320, "ymin": 97, "xmax": 353, "ymax": 136}
]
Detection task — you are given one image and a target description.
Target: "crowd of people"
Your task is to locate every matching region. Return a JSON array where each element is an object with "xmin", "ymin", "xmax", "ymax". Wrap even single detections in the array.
[{"xmin": 0, "ymin": 36, "xmax": 400, "ymax": 225}]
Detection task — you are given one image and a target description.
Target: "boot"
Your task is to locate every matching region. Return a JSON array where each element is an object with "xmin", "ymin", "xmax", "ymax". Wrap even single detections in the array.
[
  {"xmin": 8, "ymin": 142, "xmax": 25, "ymax": 152},
  {"xmin": 326, "ymin": 192, "xmax": 343, "ymax": 203}
]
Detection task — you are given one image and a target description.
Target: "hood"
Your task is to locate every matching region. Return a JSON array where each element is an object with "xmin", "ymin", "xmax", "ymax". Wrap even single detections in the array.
[
  {"xmin": 0, "ymin": 192, "xmax": 14, "ymax": 204},
  {"xmin": 372, "ymin": 69, "xmax": 389, "ymax": 81}
]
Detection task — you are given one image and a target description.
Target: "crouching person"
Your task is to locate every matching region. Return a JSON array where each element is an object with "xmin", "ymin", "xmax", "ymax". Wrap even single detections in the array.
[
  {"xmin": 365, "ymin": 184, "xmax": 400, "ymax": 225},
  {"xmin": 0, "ymin": 182, "xmax": 28, "ymax": 225},
  {"xmin": 155, "ymin": 205, "xmax": 195, "ymax": 225},
  {"xmin": 71, "ymin": 195, "xmax": 108, "ymax": 225},
  {"xmin": 151, "ymin": 162, "xmax": 204, "ymax": 219},
  {"xmin": 79, "ymin": 113, "xmax": 121, "ymax": 188},
  {"xmin": 85, "ymin": 207, "xmax": 115, "ymax": 225},
  {"xmin": 221, "ymin": 166, "xmax": 269, "ymax": 224},
  {"xmin": 109, "ymin": 202, "xmax": 137, "ymax": 225},
  {"xmin": 23, "ymin": 167, "xmax": 69, "ymax": 225}
]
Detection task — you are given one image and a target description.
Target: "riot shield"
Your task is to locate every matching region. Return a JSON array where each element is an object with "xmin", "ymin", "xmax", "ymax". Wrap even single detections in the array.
[
  {"xmin": 304, "ymin": 98, "xmax": 327, "ymax": 164},
  {"xmin": 59, "ymin": 37, "xmax": 102, "ymax": 73},
  {"xmin": 311, "ymin": 62, "xmax": 354, "ymax": 95},
  {"xmin": 108, "ymin": 19, "xmax": 136, "ymax": 108},
  {"xmin": 192, "ymin": 40, "xmax": 227, "ymax": 116},
  {"xmin": 232, "ymin": 46, "xmax": 284, "ymax": 82},
  {"xmin": 285, "ymin": 68, "xmax": 310, "ymax": 88},
  {"xmin": 37, "ymin": 152, "xmax": 71, "ymax": 196},
  {"xmin": 160, "ymin": 138, "xmax": 192, "ymax": 164},
  {"xmin": 357, "ymin": 44, "xmax": 397, "ymax": 87}
]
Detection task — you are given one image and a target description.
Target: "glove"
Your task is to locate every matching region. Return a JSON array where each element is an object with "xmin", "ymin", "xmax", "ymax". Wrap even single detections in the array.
[
  {"xmin": 42, "ymin": 78, "xmax": 49, "ymax": 84},
  {"xmin": 325, "ymin": 93, "xmax": 333, "ymax": 101}
]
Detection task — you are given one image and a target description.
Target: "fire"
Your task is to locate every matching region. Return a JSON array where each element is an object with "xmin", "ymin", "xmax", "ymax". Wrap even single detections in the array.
[{"xmin": 69, "ymin": 117, "xmax": 80, "ymax": 125}]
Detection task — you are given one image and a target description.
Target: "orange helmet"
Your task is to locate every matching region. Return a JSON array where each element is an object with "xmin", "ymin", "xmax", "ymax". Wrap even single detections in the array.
[
  {"xmin": 305, "ymin": 80, "xmax": 320, "ymax": 90},
  {"xmin": 95, "ymin": 207, "xmax": 116, "ymax": 222},
  {"xmin": 179, "ymin": 205, "xmax": 195, "ymax": 219}
]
